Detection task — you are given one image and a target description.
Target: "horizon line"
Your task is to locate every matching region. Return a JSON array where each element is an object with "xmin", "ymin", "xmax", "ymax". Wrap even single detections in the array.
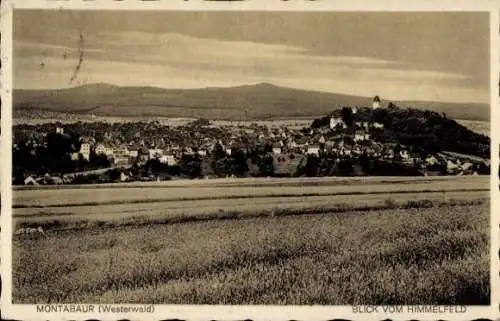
[{"xmin": 13, "ymin": 81, "xmax": 489, "ymax": 106}]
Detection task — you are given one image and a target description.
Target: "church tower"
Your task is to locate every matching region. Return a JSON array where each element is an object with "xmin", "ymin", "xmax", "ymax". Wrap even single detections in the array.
[{"xmin": 372, "ymin": 96, "xmax": 381, "ymax": 109}]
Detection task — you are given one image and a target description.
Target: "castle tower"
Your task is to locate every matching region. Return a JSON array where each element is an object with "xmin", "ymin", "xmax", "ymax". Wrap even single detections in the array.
[{"xmin": 373, "ymin": 96, "xmax": 381, "ymax": 109}]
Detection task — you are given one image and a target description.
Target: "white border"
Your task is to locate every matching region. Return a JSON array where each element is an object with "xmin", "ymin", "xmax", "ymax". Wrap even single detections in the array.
[{"xmin": 1, "ymin": 1, "xmax": 499, "ymax": 320}]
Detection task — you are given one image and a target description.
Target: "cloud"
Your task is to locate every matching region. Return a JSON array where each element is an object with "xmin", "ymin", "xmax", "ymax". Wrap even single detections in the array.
[{"xmin": 13, "ymin": 31, "xmax": 487, "ymax": 103}]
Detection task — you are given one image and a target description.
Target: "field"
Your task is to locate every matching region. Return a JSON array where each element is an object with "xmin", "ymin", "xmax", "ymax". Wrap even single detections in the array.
[
  {"xmin": 15, "ymin": 113, "xmax": 489, "ymax": 137},
  {"xmin": 456, "ymin": 119, "xmax": 490, "ymax": 137},
  {"xmin": 12, "ymin": 176, "xmax": 490, "ymax": 304}
]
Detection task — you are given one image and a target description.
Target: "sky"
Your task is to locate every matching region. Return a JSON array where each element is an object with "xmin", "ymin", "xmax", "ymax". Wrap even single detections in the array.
[{"xmin": 13, "ymin": 10, "xmax": 490, "ymax": 104}]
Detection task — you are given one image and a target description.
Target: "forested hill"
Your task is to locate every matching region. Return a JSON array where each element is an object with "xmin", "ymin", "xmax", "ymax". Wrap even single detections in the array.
[{"xmin": 311, "ymin": 106, "xmax": 490, "ymax": 159}]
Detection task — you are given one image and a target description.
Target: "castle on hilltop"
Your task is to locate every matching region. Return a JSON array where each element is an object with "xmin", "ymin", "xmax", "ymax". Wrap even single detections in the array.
[{"xmin": 372, "ymin": 96, "xmax": 381, "ymax": 109}]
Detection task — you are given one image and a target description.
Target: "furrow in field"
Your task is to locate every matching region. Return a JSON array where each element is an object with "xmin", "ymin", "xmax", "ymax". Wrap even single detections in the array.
[
  {"xmin": 14, "ymin": 180, "xmax": 489, "ymax": 208},
  {"xmin": 13, "ymin": 191, "xmax": 488, "ymax": 228}
]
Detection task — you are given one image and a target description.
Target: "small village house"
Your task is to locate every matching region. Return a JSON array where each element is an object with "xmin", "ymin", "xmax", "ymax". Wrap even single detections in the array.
[
  {"xmin": 24, "ymin": 176, "xmax": 38, "ymax": 185},
  {"xmin": 149, "ymin": 148, "xmax": 163, "ymax": 159},
  {"xmin": 79, "ymin": 143, "xmax": 91, "ymax": 161},
  {"xmin": 159, "ymin": 154, "xmax": 177, "ymax": 166},
  {"xmin": 95, "ymin": 143, "xmax": 107, "ymax": 155},
  {"xmin": 128, "ymin": 149, "xmax": 139, "ymax": 158},
  {"xmin": 105, "ymin": 146, "xmax": 115, "ymax": 157},
  {"xmin": 354, "ymin": 131, "xmax": 370, "ymax": 142},
  {"xmin": 307, "ymin": 145, "xmax": 320, "ymax": 156}
]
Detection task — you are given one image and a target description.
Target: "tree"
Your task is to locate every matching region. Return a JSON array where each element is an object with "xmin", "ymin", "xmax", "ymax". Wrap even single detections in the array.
[
  {"xmin": 259, "ymin": 154, "xmax": 275, "ymax": 177},
  {"xmin": 228, "ymin": 149, "xmax": 249, "ymax": 177},
  {"xmin": 179, "ymin": 155, "xmax": 202, "ymax": 178},
  {"xmin": 341, "ymin": 107, "xmax": 354, "ymax": 127}
]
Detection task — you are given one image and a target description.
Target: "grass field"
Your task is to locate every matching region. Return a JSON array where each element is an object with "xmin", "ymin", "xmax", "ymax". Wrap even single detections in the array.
[{"xmin": 12, "ymin": 176, "xmax": 490, "ymax": 304}]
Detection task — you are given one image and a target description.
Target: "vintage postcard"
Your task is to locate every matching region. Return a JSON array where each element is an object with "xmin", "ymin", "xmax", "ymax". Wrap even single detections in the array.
[{"xmin": 1, "ymin": 0, "xmax": 499, "ymax": 320}]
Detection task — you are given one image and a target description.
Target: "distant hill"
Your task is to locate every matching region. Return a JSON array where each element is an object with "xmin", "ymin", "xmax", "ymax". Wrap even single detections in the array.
[{"xmin": 14, "ymin": 83, "xmax": 489, "ymax": 121}]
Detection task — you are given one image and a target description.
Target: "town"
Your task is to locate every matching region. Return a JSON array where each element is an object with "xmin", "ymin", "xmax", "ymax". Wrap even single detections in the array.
[{"xmin": 12, "ymin": 97, "xmax": 491, "ymax": 185}]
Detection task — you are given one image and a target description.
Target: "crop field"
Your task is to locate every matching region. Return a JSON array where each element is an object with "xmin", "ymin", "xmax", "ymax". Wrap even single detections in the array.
[{"xmin": 12, "ymin": 176, "xmax": 490, "ymax": 304}]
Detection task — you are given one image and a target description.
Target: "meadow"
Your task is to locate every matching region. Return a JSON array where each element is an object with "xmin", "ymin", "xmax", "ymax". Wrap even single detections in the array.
[{"xmin": 12, "ymin": 176, "xmax": 490, "ymax": 304}]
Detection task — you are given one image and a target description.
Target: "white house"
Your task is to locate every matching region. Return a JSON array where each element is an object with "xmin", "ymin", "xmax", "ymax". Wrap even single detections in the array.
[
  {"xmin": 105, "ymin": 147, "xmax": 115, "ymax": 157},
  {"xmin": 373, "ymin": 122, "xmax": 384, "ymax": 129},
  {"xmin": 128, "ymin": 149, "xmax": 139, "ymax": 158},
  {"xmin": 95, "ymin": 143, "xmax": 106, "ymax": 155},
  {"xmin": 425, "ymin": 155, "xmax": 438, "ymax": 165},
  {"xmin": 160, "ymin": 154, "xmax": 177, "ymax": 166},
  {"xmin": 354, "ymin": 132, "xmax": 370, "ymax": 142},
  {"xmin": 447, "ymin": 160, "xmax": 459, "ymax": 171},
  {"xmin": 330, "ymin": 117, "xmax": 344, "ymax": 129},
  {"xmin": 462, "ymin": 162, "xmax": 473, "ymax": 170},
  {"xmin": 120, "ymin": 172, "xmax": 129, "ymax": 182},
  {"xmin": 355, "ymin": 121, "xmax": 369, "ymax": 130},
  {"xmin": 79, "ymin": 143, "xmax": 91, "ymax": 161},
  {"xmin": 115, "ymin": 145, "xmax": 129, "ymax": 158},
  {"xmin": 400, "ymin": 150, "xmax": 409, "ymax": 160},
  {"xmin": 272, "ymin": 145, "xmax": 282, "ymax": 155},
  {"xmin": 24, "ymin": 176, "xmax": 38, "ymax": 185},
  {"xmin": 307, "ymin": 145, "xmax": 320, "ymax": 155},
  {"xmin": 149, "ymin": 148, "xmax": 163, "ymax": 159}
]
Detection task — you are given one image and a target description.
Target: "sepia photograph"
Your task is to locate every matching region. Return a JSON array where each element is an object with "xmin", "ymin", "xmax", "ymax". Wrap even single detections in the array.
[{"xmin": 6, "ymin": 7, "xmax": 493, "ymax": 311}]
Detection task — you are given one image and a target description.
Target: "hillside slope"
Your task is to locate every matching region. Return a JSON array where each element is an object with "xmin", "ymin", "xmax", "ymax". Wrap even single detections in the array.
[{"xmin": 312, "ymin": 107, "xmax": 490, "ymax": 158}]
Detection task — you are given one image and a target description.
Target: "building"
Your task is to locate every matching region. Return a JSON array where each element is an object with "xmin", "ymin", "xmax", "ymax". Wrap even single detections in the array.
[
  {"xmin": 160, "ymin": 154, "xmax": 177, "ymax": 166},
  {"xmin": 114, "ymin": 156, "xmax": 129, "ymax": 167},
  {"xmin": 355, "ymin": 121, "xmax": 369, "ymax": 130},
  {"xmin": 120, "ymin": 172, "xmax": 129, "ymax": 182},
  {"xmin": 115, "ymin": 145, "xmax": 129, "ymax": 158},
  {"xmin": 55, "ymin": 127, "xmax": 64, "ymax": 134},
  {"xmin": 425, "ymin": 155, "xmax": 438, "ymax": 165},
  {"xmin": 105, "ymin": 147, "xmax": 114, "ymax": 157},
  {"xmin": 272, "ymin": 145, "xmax": 282, "ymax": 155},
  {"xmin": 400, "ymin": 150, "xmax": 409, "ymax": 160},
  {"xmin": 330, "ymin": 117, "xmax": 344, "ymax": 129},
  {"xmin": 128, "ymin": 149, "xmax": 139, "ymax": 158},
  {"xmin": 24, "ymin": 176, "xmax": 38, "ymax": 185},
  {"xmin": 373, "ymin": 96, "xmax": 381, "ymax": 109},
  {"xmin": 307, "ymin": 145, "xmax": 320, "ymax": 156},
  {"xmin": 149, "ymin": 148, "xmax": 163, "ymax": 159},
  {"xmin": 80, "ymin": 143, "xmax": 91, "ymax": 161},
  {"xmin": 70, "ymin": 152, "xmax": 79, "ymax": 161},
  {"xmin": 373, "ymin": 122, "xmax": 384, "ymax": 129},
  {"xmin": 95, "ymin": 143, "xmax": 107, "ymax": 155},
  {"xmin": 354, "ymin": 132, "xmax": 370, "ymax": 142}
]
